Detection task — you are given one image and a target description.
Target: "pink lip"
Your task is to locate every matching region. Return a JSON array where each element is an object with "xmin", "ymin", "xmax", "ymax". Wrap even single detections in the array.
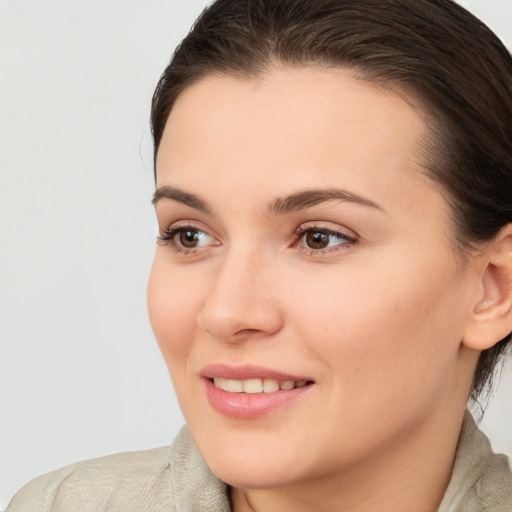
[
  {"xmin": 201, "ymin": 364, "xmax": 311, "ymax": 382},
  {"xmin": 201, "ymin": 364, "xmax": 314, "ymax": 420}
]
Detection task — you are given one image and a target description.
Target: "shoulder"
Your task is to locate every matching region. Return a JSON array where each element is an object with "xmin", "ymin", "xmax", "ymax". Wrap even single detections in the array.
[
  {"xmin": 461, "ymin": 449, "xmax": 512, "ymax": 512},
  {"xmin": 440, "ymin": 411, "xmax": 512, "ymax": 512},
  {"xmin": 7, "ymin": 427, "xmax": 230, "ymax": 512},
  {"xmin": 7, "ymin": 446, "xmax": 173, "ymax": 512}
]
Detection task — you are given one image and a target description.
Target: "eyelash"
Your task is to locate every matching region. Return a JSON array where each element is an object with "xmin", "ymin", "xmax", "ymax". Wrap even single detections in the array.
[
  {"xmin": 157, "ymin": 224, "xmax": 216, "ymax": 255},
  {"xmin": 157, "ymin": 224, "xmax": 358, "ymax": 256}
]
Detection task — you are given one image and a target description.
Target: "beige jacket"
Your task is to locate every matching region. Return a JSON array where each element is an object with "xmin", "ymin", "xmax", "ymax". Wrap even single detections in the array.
[{"xmin": 7, "ymin": 412, "xmax": 511, "ymax": 511}]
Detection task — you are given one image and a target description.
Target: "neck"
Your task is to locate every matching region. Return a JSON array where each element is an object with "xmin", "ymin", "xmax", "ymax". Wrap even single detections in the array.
[{"xmin": 231, "ymin": 405, "xmax": 467, "ymax": 512}]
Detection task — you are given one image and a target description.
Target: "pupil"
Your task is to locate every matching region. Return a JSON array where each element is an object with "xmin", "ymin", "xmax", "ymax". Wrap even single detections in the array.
[
  {"xmin": 179, "ymin": 230, "xmax": 199, "ymax": 248},
  {"xmin": 306, "ymin": 231, "xmax": 329, "ymax": 249}
]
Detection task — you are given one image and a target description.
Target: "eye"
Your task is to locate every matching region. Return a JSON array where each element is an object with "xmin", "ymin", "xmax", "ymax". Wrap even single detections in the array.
[
  {"xmin": 295, "ymin": 225, "xmax": 357, "ymax": 253},
  {"xmin": 158, "ymin": 224, "xmax": 218, "ymax": 253},
  {"xmin": 175, "ymin": 229, "xmax": 210, "ymax": 248}
]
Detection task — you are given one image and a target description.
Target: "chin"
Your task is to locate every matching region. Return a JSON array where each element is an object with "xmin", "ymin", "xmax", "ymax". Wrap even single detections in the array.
[
  {"xmin": 209, "ymin": 458, "xmax": 303, "ymax": 490},
  {"xmin": 190, "ymin": 426, "xmax": 310, "ymax": 489}
]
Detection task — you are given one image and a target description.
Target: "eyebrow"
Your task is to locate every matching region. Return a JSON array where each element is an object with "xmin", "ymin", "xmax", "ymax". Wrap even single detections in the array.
[
  {"xmin": 152, "ymin": 185, "xmax": 384, "ymax": 215},
  {"xmin": 268, "ymin": 188, "xmax": 384, "ymax": 215},
  {"xmin": 152, "ymin": 186, "xmax": 210, "ymax": 213}
]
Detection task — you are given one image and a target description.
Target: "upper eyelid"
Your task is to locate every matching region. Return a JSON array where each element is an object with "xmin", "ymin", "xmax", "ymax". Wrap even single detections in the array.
[
  {"xmin": 161, "ymin": 224, "xmax": 216, "ymax": 243},
  {"xmin": 160, "ymin": 219, "xmax": 211, "ymax": 234},
  {"xmin": 175, "ymin": 220, "xmax": 222, "ymax": 238},
  {"xmin": 295, "ymin": 227, "xmax": 358, "ymax": 244},
  {"xmin": 164, "ymin": 221, "xmax": 203, "ymax": 230},
  {"xmin": 163, "ymin": 224, "xmax": 209, "ymax": 236},
  {"xmin": 295, "ymin": 221, "xmax": 359, "ymax": 238},
  {"xmin": 296, "ymin": 224, "xmax": 353, "ymax": 234}
]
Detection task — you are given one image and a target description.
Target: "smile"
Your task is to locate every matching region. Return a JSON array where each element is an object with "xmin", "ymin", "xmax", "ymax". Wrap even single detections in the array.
[
  {"xmin": 212, "ymin": 377, "xmax": 308, "ymax": 393},
  {"xmin": 202, "ymin": 365, "xmax": 314, "ymax": 419}
]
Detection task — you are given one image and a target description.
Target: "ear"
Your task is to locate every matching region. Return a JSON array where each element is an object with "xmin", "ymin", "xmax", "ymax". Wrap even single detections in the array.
[{"xmin": 462, "ymin": 224, "xmax": 512, "ymax": 350}]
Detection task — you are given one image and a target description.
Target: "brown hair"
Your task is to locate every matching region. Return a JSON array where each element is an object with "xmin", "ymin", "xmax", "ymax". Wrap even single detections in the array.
[{"xmin": 151, "ymin": 0, "xmax": 512, "ymax": 399}]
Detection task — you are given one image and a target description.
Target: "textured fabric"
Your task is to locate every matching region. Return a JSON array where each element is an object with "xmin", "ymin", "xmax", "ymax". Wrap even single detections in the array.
[
  {"xmin": 7, "ymin": 412, "xmax": 511, "ymax": 511},
  {"xmin": 439, "ymin": 411, "xmax": 512, "ymax": 512},
  {"xmin": 7, "ymin": 429, "xmax": 230, "ymax": 512}
]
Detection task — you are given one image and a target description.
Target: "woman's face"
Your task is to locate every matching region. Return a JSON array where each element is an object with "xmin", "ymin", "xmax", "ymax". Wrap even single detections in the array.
[{"xmin": 148, "ymin": 68, "xmax": 481, "ymax": 489}]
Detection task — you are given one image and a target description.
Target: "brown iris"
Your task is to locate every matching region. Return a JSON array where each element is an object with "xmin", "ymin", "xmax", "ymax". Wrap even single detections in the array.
[
  {"xmin": 305, "ymin": 231, "xmax": 330, "ymax": 249},
  {"xmin": 179, "ymin": 230, "xmax": 200, "ymax": 248}
]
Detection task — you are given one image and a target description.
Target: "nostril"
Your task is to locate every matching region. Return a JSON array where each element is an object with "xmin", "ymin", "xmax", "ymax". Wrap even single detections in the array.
[{"xmin": 234, "ymin": 328, "xmax": 264, "ymax": 336}]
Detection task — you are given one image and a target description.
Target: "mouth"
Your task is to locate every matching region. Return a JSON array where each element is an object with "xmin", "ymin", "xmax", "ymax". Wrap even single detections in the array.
[
  {"xmin": 201, "ymin": 364, "xmax": 314, "ymax": 419},
  {"xmin": 212, "ymin": 377, "xmax": 309, "ymax": 393}
]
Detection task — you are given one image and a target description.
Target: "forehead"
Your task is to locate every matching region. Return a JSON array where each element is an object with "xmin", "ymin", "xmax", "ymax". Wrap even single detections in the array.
[
  {"xmin": 158, "ymin": 67, "xmax": 427, "ymax": 170},
  {"xmin": 157, "ymin": 66, "xmax": 431, "ymax": 198}
]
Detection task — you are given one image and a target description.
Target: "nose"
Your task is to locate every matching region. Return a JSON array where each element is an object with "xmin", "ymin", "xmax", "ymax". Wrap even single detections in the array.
[{"xmin": 197, "ymin": 248, "xmax": 283, "ymax": 343}]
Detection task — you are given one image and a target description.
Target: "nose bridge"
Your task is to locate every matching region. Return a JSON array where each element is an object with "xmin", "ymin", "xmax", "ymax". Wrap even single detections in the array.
[{"xmin": 197, "ymin": 241, "xmax": 282, "ymax": 342}]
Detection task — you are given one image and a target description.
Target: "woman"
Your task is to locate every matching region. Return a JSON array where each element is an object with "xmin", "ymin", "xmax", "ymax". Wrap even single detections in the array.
[{"xmin": 8, "ymin": 0, "xmax": 512, "ymax": 511}]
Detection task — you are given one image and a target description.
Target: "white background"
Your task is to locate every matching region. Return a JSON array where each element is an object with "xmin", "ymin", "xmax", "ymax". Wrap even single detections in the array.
[{"xmin": 1, "ymin": 1, "xmax": 511, "ymax": 509}]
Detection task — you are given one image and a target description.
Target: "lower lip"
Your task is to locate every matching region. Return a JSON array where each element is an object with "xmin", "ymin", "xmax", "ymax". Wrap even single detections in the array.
[{"xmin": 204, "ymin": 379, "xmax": 313, "ymax": 419}]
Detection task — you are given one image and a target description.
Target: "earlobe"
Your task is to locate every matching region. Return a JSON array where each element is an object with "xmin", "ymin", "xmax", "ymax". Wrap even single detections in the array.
[{"xmin": 462, "ymin": 225, "xmax": 512, "ymax": 351}]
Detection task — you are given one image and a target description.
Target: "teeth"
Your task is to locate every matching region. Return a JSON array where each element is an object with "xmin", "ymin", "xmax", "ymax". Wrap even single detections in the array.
[
  {"xmin": 213, "ymin": 377, "xmax": 308, "ymax": 393},
  {"xmin": 279, "ymin": 380, "xmax": 295, "ymax": 390},
  {"xmin": 228, "ymin": 379, "xmax": 243, "ymax": 392},
  {"xmin": 263, "ymin": 378, "xmax": 279, "ymax": 393},
  {"xmin": 243, "ymin": 378, "xmax": 263, "ymax": 393}
]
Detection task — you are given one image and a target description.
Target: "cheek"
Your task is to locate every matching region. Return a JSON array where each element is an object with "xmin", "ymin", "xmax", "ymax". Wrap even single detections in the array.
[
  {"xmin": 288, "ymin": 253, "xmax": 468, "ymax": 401},
  {"xmin": 147, "ymin": 255, "xmax": 202, "ymax": 368},
  {"xmin": 276, "ymin": 257, "xmax": 470, "ymax": 460}
]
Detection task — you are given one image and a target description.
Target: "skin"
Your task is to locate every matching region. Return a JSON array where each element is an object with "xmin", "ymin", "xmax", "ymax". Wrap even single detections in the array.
[{"xmin": 148, "ymin": 67, "xmax": 494, "ymax": 512}]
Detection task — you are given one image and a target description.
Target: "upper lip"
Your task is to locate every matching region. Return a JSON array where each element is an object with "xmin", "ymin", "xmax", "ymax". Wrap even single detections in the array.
[{"xmin": 201, "ymin": 364, "xmax": 313, "ymax": 382}]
